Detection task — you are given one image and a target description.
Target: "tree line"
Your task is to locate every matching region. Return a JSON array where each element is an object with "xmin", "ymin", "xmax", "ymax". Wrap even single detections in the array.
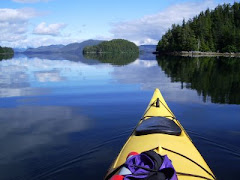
[
  {"xmin": 0, "ymin": 46, "xmax": 14, "ymax": 54},
  {"xmin": 157, "ymin": 2, "xmax": 240, "ymax": 53},
  {"xmin": 83, "ymin": 39, "xmax": 139, "ymax": 54}
]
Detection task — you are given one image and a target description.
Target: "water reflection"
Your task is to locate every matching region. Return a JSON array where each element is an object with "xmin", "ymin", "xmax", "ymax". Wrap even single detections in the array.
[
  {"xmin": 157, "ymin": 56, "xmax": 240, "ymax": 104},
  {"xmin": 2, "ymin": 54, "xmax": 239, "ymax": 105},
  {"xmin": 0, "ymin": 105, "xmax": 92, "ymax": 166},
  {"xmin": 34, "ymin": 70, "xmax": 66, "ymax": 82},
  {"xmin": 23, "ymin": 52, "xmax": 100, "ymax": 65},
  {"xmin": 112, "ymin": 59, "xmax": 165, "ymax": 88},
  {"xmin": 0, "ymin": 106, "xmax": 90, "ymax": 155},
  {"xmin": 0, "ymin": 54, "xmax": 14, "ymax": 61},
  {"xmin": 111, "ymin": 59, "xmax": 201, "ymax": 103},
  {"xmin": 0, "ymin": 54, "xmax": 239, "ymax": 180},
  {"xmin": 0, "ymin": 57, "xmax": 112, "ymax": 97},
  {"xmin": 0, "ymin": 105, "xmax": 93, "ymax": 180},
  {"xmin": 83, "ymin": 53, "xmax": 139, "ymax": 65}
]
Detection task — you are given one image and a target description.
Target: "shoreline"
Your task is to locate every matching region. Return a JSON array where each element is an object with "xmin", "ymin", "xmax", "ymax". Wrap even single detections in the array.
[
  {"xmin": 0, "ymin": 53, "xmax": 14, "ymax": 55},
  {"xmin": 153, "ymin": 51, "xmax": 240, "ymax": 57}
]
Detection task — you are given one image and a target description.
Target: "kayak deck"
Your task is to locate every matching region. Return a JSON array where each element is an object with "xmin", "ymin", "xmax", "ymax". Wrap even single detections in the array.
[{"xmin": 106, "ymin": 88, "xmax": 215, "ymax": 180}]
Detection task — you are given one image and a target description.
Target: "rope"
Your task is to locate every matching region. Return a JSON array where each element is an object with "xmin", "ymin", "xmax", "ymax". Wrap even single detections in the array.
[{"xmin": 162, "ymin": 147, "xmax": 216, "ymax": 180}]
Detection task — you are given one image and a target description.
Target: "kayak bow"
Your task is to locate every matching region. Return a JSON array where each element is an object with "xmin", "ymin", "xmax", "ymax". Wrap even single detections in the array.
[{"xmin": 105, "ymin": 88, "xmax": 216, "ymax": 180}]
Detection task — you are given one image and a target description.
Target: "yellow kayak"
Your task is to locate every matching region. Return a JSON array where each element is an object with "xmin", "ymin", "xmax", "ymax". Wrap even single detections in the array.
[{"xmin": 105, "ymin": 88, "xmax": 216, "ymax": 180}]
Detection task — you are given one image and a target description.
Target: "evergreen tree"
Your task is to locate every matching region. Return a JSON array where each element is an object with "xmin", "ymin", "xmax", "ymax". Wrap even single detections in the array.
[
  {"xmin": 0, "ymin": 46, "xmax": 14, "ymax": 54},
  {"xmin": 157, "ymin": 3, "xmax": 240, "ymax": 53},
  {"xmin": 83, "ymin": 39, "xmax": 139, "ymax": 54}
]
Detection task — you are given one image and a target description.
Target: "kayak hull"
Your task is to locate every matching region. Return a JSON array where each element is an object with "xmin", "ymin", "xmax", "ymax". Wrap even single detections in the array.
[{"xmin": 105, "ymin": 88, "xmax": 215, "ymax": 180}]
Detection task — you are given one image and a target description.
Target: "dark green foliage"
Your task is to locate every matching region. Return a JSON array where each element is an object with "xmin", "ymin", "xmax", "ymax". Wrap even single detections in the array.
[
  {"xmin": 0, "ymin": 46, "xmax": 14, "ymax": 60},
  {"xmin": 84, "ymin": 52, "xmax": 138, "ymax": 66},
  {"xmin": 0, "ymin": 46, "xmax": 14, "ymax": 55},
  {"xmin": 157, "ymin": 56, "xmax": 240, "ymax": 104},
  {"xmin": 157, "ymin": 2, "xmax": 240, "ymax": 53},
  {"xmin": 0, "ymin": 53, "xmax": 14, "ymax": 60},
  {"xmin": 83, "ymin": 39, "xmax": 139, "ymax": 54}
]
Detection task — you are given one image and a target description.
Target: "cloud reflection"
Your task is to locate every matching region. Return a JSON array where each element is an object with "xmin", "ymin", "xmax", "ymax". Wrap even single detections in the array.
[
  {"xmin": 0, "ymin": 57, "xmax": 85, "ymax": 97},
  {"xmin": 0, "ymin": 60, "xmax": 51, "ymax": 97},
  {"xmin": 0, "ymin": 106, "xmax": 91, "ymax": 159},
  {"xmin": 0, "ymin": 56, "xmax": 203, "ymax": 103},
  {"xmin": 112, "ymin": 59, "xmax": 171, "ymax": 89},
  {"xmin": 112, "ymin": 59, "xmax": 202, "ymax": 103},
  {"xmin": 34, "ymin": 70, "xmax": 65, "ymax": 82}
]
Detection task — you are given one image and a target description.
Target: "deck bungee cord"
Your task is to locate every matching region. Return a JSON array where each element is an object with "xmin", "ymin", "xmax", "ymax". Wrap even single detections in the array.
[
  {"xmin": 105, "ymin": 145, "xmax": 216, "ymax": 180},
  {"xmin": 162, "ymin": 147, "xmax": 216, "ymax": 180}
]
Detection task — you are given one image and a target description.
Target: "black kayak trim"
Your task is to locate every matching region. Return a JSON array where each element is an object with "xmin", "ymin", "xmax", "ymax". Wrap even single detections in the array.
[{"xmin": 135, "ymin": 117, "xmax": 182, "ymax": 136}]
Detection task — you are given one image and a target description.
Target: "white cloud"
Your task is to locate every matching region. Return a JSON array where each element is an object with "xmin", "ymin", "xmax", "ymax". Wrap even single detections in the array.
[
  {"xmin": 110, "ymin": 0, "xmax": 216, "ymax": 45},
  {"xmin": 0, "ymin": 8, "xmax": 68, "ymax": 47},
  {"xmin": 0, "ymin": 8, "xmax": 37, "ymax": 22},
  {"xmin": 3, "ymin": 36, "xmax": 82, "ymax": 48},
  {"xmin": 0, "ymin": 8, "xmax": 38, "ymax": 42},
  {"xmin": 33, "ymin": 22, "xmax": 67, "ymax": 36},
  {"xmin": 12, "ymin": 0, "xmax": 49, "ymax": 3}
]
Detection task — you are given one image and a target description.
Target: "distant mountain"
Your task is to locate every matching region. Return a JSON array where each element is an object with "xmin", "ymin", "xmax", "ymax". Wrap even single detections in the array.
[
  {"xmin": 14, "ymin": 48, "xmax": 27, "ymax": 53},
  {"xmin": 61, "ymin": 40, "xmax": 103, "ymax": 53},
  {"xmin": 24, "ymin": 40, "xmax": 103, "ymax": 54},
  {"xmin": 60, "ymin": 43, "xmax": 81, "ymax": 53},
  {"xmin": 139, "ymin": 45, "xmax": 156, "ymax": 53},
  {"xmin": 139, "ymin": 45, "xmax": 157, "ymax": 60},
  {"xmin": 24, "ymin": 45, "xmax": 64, "ymax": 53}
]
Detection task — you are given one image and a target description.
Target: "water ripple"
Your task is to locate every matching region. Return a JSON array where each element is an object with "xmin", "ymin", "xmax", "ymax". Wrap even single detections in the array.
[{"xmin": 30, "ymin": 128, "xmax": 133, "ymax": 180}]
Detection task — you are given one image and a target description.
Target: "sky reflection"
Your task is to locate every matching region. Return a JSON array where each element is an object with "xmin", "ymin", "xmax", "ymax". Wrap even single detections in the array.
[
  {"xmin": 0, "ymin": 55, "xmax": 239, "ymax": 180},
  {"xmin": 0, "ymin": 105, "xmax": 91, "ymax": 160},
  {"xmin": 0, "ymin": 57, "xmax": 112, "ymax": 97},
  {"xmin": 112, "ymin": 59, "xmax": 204, "ymax": 104},
  {"xmin": 0, "ymin": 56, "xmax": 208, "ymax": 104},
  {"xmin": 1, "ymin": 55, "xmax": 236, "ymax": 104}
]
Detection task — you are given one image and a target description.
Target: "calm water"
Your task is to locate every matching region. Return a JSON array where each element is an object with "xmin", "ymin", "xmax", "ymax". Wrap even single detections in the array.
[{"xmin": 0, "ymin": 53, "xmax": 239, "ymax": 180}]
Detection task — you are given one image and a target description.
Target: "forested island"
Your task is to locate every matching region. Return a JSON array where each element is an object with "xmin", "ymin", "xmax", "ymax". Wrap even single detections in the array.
[
  {"xmin": 83, "ymin": 39, "xmax": 139, "ymax": 65},
  {"xmin": 0, "ymin": 46, "xmax": 14, "ymax": 55},
  {"xmin": 0, "ymin": 46, "xmax": 14, "ymax": 60},
  {"xmin": 156, "ymin": 2, "xmax": 240, "ymax": 55},
  {"xmin": 83, "ymin": 39, "xmax": 139, "ymax": 54}
]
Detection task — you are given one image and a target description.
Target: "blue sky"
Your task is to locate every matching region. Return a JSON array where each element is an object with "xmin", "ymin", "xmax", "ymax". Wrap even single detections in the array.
[{"xmin": 0, "ymin": 0, "xmax": 237, "ymax": 48}]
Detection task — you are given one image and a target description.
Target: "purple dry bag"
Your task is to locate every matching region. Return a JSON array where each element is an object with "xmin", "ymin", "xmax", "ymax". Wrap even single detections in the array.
[{"xmin": 123, "ymin": 150, "xmax": 177, "ymax": 180}]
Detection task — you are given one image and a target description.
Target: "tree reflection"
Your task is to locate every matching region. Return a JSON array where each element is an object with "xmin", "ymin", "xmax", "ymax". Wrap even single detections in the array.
[
  {"xmin": 0, "ymin": 54, "xmax": 14, "ymax": 61},
  {"xmin": 83, "ymin": 53, "xmax": 138, "ymax": 66},
  {"xmin": 157, "ymin": 55, "xmax": 240, "ymax": 104}
]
